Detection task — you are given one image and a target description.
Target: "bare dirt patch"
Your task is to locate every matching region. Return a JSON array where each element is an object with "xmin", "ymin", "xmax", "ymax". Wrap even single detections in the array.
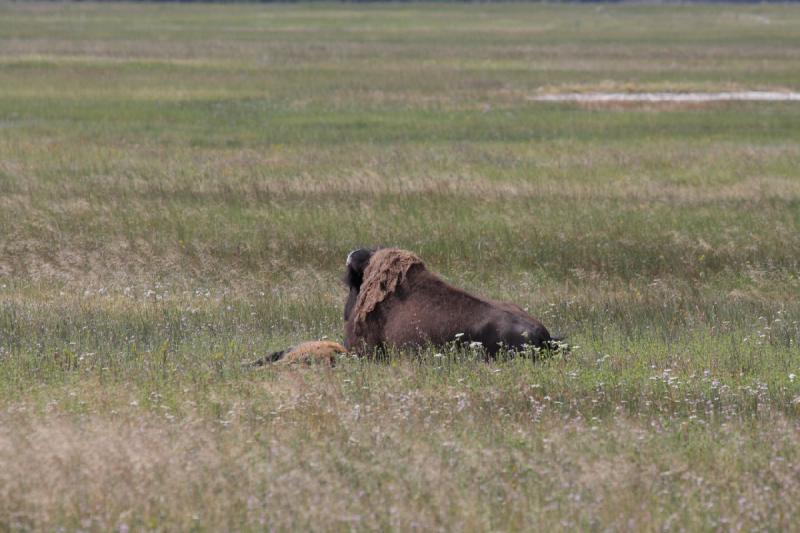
[{"xmin": 531, "ymin": 91, "xmax": 800, "ymax": 105}]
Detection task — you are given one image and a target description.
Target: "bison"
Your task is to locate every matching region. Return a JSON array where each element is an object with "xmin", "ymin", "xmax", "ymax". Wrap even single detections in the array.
[
  {"xmin": 246, "ymin": 340, "xmax": 348, "ymax": 367},
  {"xmin": 343, "ymin": 247, "xmax": 560, "ymax": 357}
]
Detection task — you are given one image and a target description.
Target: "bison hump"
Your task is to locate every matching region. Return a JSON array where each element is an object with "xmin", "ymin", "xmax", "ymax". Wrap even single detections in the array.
[{"xmin": 352, "ymin": 248, "xmax": 424, "ymax": 333}]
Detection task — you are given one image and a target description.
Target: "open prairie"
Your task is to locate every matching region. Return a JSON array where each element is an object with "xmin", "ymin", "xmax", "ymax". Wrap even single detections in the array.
[{"xmin": 1, "ymin": 2, "xmax": 800, "ymax": 530}]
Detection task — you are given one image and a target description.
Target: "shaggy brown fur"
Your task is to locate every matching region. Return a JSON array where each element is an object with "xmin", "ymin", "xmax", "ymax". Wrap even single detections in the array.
[
  {"xmin": 343, "ymin": 248, "xmax": 558, "ymax": 357},
  {"xmin": 246, "ymin": 340, "xmax": 348, "ymax": 367},
  {"xmin": 351, "ymin": 248, "xmax": 424, "ymax": 336}
]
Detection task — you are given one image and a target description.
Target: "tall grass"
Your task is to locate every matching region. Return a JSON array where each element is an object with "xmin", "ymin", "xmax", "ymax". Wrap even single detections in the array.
[{"xmin": 1, "ymin": 2, "xmax": 799, "ymax": 530}]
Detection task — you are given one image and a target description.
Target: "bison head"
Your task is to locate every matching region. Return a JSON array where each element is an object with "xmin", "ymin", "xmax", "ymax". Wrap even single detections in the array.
[{"xmin": 343, "ymin": 247, "xmax": 376, "ymax": 320}]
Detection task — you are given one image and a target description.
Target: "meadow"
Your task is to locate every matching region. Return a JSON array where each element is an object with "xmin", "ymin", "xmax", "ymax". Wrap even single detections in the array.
[{"xmin": 1, "ymin": 2, "xmax": 800, "ymax": 530}]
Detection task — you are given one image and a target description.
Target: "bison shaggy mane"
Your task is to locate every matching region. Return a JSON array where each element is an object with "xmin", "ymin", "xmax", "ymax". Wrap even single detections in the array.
[{"xmin": 350, "ymin": 248, "xmax": 425, "ymax": 335}]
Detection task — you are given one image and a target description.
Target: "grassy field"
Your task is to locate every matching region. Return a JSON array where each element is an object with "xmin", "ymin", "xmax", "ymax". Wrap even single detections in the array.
[{"xmin": 1, "ymin": 1, "xmax": 800, "ymax": 530}]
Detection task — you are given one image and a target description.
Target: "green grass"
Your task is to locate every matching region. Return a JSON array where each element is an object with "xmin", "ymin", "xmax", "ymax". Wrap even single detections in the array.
[{"xmin": 1, "ymin": 2, "xmax": 800, "ymax": 531}]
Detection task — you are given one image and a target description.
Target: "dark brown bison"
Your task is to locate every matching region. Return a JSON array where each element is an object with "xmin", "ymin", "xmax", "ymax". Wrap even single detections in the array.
[{"xmin": 343, "ymin": 247, "xmax": 560, "ymax": 357}]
